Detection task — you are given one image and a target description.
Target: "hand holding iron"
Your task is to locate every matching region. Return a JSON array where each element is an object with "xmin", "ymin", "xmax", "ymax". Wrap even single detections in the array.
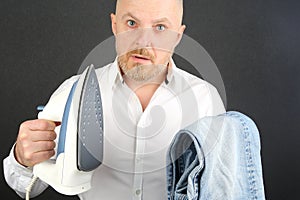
[{"xmin": 14, "ymin": 119, "xmax": 59, "ymax": 167}]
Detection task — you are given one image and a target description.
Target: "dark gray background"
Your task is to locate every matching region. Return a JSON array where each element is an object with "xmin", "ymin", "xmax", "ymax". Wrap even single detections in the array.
[{"xmin": 1, "ymin": 0, "xmax": 299, "ymax": 199}]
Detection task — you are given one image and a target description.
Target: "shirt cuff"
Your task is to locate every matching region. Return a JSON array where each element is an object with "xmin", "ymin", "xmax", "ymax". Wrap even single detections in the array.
[
  {"xmin": 3, "ymin": 144, "xmax": 49, "ymax": 198},
  {"xmin": 9, "ymin": 143, "xmax": 33, "ymax": 174},
  {"xmin": 3, "ymin": 143, "xmax": 33, "ymax": 196}
]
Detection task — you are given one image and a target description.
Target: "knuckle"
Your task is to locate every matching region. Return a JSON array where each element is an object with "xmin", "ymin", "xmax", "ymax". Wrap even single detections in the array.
[
  {"xmin": 19, "ymin": 121, "xmax": 29, "ymax": 130},
  {"xmin": 17, "ymin": 138, "xmax": 29, "ymax": 151},
  {"xmin": 19, "ymin": 127, "xmax": 29, "ymax": 139},
  {"xmin": 23, "ymin": 152, "xmax": 33, "ymax": 161},
  {"xmin": 22, "ymin": 142, "xmax": 30, "ymax": 150},
  {"xmin": 18, "ymin": 132, "xmax": 28, "ymax": 142}
]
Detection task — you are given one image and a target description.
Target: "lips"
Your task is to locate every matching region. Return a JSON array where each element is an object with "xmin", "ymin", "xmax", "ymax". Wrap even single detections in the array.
[
  {"xmin": 131, "ymin": 54, "xmax": 151, "ymax": 61},
  {"xmin": 130, "ymin": 54, "xmax": 153, "ymax": 64}
]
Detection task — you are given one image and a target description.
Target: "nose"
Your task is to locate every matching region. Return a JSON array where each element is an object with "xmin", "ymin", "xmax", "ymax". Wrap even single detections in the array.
[{"xmin": 135, "ymin": 28, "xmax": 153, "ymax": 48}]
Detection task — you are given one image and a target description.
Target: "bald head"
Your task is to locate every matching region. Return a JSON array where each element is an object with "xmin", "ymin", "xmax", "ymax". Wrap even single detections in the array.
[
  {"xmin": 115, "ymin": 0, "xmax": 184, "ymax": 26},
  {"xmin": 116, "ymin": 0, "xmax": 183, "ymax": 9}
]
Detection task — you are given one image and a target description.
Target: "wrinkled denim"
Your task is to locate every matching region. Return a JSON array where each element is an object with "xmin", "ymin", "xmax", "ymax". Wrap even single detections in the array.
[{"xmin": 166, "ymin": 111, "xmax": 265, "ymax": 200}]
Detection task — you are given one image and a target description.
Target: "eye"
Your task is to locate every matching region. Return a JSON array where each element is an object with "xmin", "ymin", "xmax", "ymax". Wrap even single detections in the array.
[
  {"xmin": 127, "ymin": 20, "xmax": 136, "ymax": 27},
  {"xmin": 155, "ymin": 24, "xmax": 166, "ymax": 31}
]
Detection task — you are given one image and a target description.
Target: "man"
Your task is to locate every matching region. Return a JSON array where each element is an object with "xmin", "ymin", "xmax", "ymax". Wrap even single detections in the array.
[{"xmin": 3, "ymin": 0, "xmax": 225, "ymax": 199}]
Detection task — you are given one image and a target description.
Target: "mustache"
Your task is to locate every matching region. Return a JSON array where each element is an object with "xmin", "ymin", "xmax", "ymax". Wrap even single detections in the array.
[{"xmin": 126, "ymin": 48, "xmax": 155, "ymax": 62}]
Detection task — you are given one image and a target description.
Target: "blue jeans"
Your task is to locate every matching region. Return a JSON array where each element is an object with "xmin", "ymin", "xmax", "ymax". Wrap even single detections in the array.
[{"xmin": 166, "ymin": 111, "xmax": 265, "ymax": 200}]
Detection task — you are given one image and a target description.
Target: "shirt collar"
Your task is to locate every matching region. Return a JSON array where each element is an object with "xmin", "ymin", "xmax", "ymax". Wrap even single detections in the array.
[
  {"xmin": 109, "ymin": 58, "xmax": 124, "ymax": 87},
  {"xmin": 165, "ymin": 58, "xmax": 177, "ymax": 85}
]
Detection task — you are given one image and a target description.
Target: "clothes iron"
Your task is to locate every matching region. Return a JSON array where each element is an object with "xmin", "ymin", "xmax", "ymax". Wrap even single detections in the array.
[{"xmin": 32, "ymin": 65, "xmax": 104, "ymax": 195}]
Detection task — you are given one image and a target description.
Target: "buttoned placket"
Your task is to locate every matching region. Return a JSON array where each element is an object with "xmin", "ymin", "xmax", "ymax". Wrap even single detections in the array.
[
  {"xmin": 128, "ymin": 91, "xmax": 144, "ymax": 200},
  {"xmin": 115, "ymin": 62, "xmax": 173, "ymax": 200},
  {"xmin": 130, "ymin": 86, "xmax": 167, "ymax": 200}
]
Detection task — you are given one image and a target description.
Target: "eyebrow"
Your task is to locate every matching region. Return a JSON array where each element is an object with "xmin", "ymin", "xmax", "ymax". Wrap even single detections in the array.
[
  {"xmin": 121, "ymin": 12, "xmax": 172, "ymax": 26},
  {"xmin": 121, "ymin": 12, "xmax": 141, "ymax": 23},
  {"xmin": 152, "ymin": 17, "xmax": 172, "ymax": 26}
]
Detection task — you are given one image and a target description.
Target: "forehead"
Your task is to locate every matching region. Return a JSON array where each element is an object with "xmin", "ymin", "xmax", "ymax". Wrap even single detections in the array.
[{"xmin": 116, "ymin": 0, "xmax": 181, "ymax": 22}]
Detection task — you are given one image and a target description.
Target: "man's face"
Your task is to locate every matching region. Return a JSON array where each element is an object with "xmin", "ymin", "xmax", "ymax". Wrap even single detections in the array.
[{"xmin": 111, "ymin": 0, "xmax": 185, "ymax": 82}]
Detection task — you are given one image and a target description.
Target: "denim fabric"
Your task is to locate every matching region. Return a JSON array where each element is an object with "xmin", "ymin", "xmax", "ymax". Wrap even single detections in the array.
[{"xmin": 166, "ymin": 111, "xmax": 265, "ymax": 200}]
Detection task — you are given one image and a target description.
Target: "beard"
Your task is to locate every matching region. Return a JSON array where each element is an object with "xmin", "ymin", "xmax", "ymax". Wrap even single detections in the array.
[{"xmin": 118, "ymin": 48, "xmax": 168, "ymax": 82}]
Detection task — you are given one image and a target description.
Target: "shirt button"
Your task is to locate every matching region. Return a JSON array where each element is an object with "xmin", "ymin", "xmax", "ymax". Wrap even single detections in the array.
[
  {"xmin": 135, "ymin": 189, "xmax": 141, "ymax": 195},
  {"xmin": 136, "ymin": 157, "xmax": 141, "ymax": 163}
]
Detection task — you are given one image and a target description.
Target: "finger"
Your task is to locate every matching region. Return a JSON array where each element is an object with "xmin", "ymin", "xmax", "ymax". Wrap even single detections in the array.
[
  {"xmin": 23, "ymin": 119, "xmax": 58, "ymax": 131},
  {"xmin": 30, "ymin": 131, "xmax": 57, "ymax": 142},
  {"xmin": 30, "ymin": 150, "xmax": 56, "ymax": 166},
  {"xmin": 37, "ymin": 140, "xmax": 56, "ymax": 152},
  {"xmin": 27, "ymin": 141, "xmax": 56, "ymax": 153}
]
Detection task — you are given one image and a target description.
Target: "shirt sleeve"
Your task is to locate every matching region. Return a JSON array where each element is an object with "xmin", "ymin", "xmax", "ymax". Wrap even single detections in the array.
[
  {"xmin": 38, "ymin": 75, "xmax": 79, "ymax": 121},
  {"xmin": 3, "ymin": 144, "xmax": 49, "ymax": 198},
  {"xmin": 206, "ymin": 83, "xmax": 226, "ymax": 116},
  {"xmin": 3, "ymin": 75, "xmax": 79, "ymax": 198}
]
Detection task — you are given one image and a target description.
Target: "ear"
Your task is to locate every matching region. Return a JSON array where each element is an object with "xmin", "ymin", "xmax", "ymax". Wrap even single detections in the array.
[
  {"xmin": 175, "ymin": 24, "xmax": 186, "ymax": 47},
  {"xmin": 110, "ymin": 13, "xmax": 117, "ymax": 36},
  {"xmin": 179, "ymin": 24, "xmax": 186, "ymax": 35}
]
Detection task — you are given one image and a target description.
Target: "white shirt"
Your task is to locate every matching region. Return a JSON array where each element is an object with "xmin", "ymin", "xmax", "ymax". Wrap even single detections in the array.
[{"xmin": 3, "ymin": 59, "xmax": 225, "ymax": 200}]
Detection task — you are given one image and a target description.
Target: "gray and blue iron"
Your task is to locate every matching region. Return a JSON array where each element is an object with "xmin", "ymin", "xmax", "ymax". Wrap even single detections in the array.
[{"xmin": 33, "ymin": 65, "xmax": 104, "ymax": 195}]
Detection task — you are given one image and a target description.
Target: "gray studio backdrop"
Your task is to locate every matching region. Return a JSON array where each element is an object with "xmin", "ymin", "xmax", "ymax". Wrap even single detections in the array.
[{"xmin": 1, "ymin": 0, "xmax": 299, "ymax": 199}]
